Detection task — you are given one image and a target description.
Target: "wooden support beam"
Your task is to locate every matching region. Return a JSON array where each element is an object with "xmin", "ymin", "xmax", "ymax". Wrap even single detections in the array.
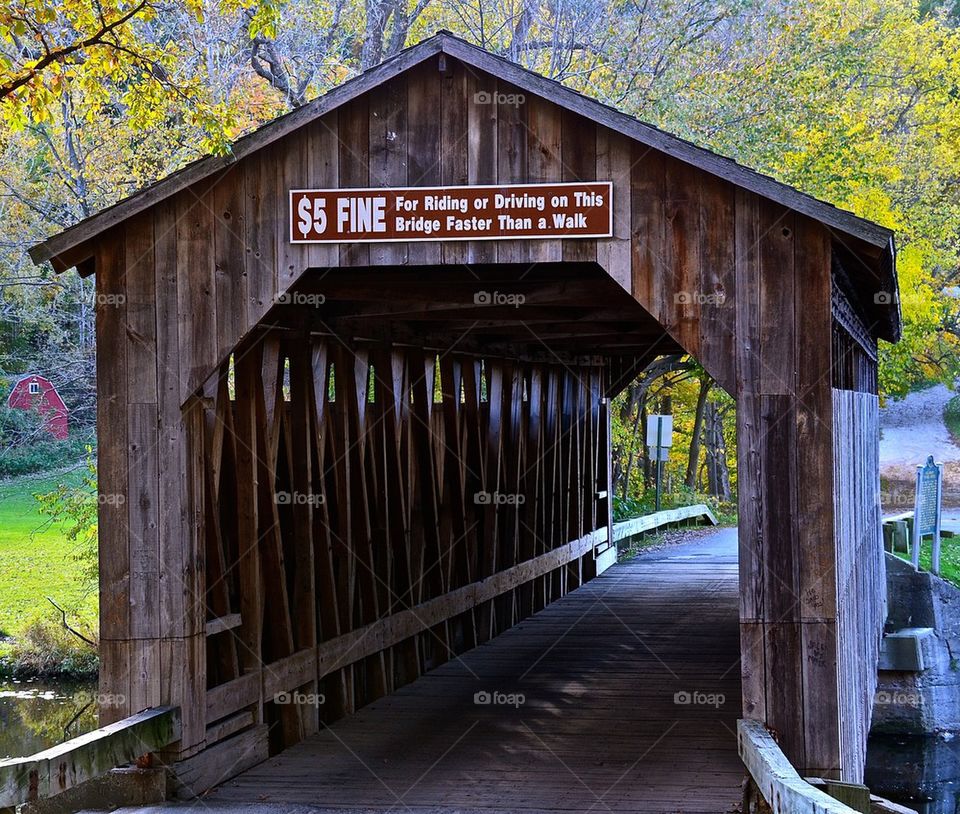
[
  {"xmin": 205, "ymin": 614, "xmax": 242, "ymax": 637},
  {"xmin": 167, "ymin": 725, "xmax": 268, "ymax": 800}
]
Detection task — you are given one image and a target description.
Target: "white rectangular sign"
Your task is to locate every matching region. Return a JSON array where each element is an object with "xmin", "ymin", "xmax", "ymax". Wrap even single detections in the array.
[{"xmin": 645, "ymin": 415, "xmax": 673, "ymax": 448}]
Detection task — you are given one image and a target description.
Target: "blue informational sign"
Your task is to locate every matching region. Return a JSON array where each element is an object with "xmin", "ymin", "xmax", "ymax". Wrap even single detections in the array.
[
  {"xmin": 916, "ymin": 457, "xmax": 942, "ymax": 537},
  {"xmin": 912, "ymin": 455, "xmax": 944, "ymax": 573}
]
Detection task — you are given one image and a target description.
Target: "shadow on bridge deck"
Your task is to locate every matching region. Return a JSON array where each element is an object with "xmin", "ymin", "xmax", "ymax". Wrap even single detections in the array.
[{"xmin": 205, "ymin": 528, "xmax": 743, "ymax": 814}]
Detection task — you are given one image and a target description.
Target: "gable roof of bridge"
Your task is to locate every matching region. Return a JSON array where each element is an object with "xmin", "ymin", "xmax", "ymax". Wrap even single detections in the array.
[{"xmin": 29, "ymin": 30, "xmax": 899, "ymax": 340}]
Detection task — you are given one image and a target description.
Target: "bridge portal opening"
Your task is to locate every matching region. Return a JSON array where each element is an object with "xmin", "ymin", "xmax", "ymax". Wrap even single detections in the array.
[
  {"xmin": 197, "ymin": 261, "xmax": 684, "ymax": 746},
  {"xmin": 189, "ymin": 260, "xmax": 746, "ymax": 810}
]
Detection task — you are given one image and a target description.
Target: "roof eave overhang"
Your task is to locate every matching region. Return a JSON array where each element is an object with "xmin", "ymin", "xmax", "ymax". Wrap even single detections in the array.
[{"xmin": 883, "ymin": 234, "xmax": 901, "ymax": 343}]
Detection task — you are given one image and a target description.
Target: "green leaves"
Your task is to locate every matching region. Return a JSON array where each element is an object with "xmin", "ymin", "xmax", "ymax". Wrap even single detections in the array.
[{"xmin": 0, "ymin": 0, "xmax": 238, "ymax": 153}]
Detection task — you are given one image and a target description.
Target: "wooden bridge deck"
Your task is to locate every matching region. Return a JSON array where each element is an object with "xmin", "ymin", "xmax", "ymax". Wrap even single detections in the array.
[{"xmin": 205, "ymin": 529, "xmax": 743, "ymax": 814}]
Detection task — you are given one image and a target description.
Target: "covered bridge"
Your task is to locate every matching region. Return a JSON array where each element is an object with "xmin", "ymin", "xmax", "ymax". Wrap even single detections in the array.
[{"xmin": 29, "ymin": 31, "xmax": 899, "ymax": 807}]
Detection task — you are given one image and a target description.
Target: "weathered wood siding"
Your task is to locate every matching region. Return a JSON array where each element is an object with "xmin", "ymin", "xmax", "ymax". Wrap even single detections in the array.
[
  {"xmin": 89, "ymin": 52, "xmax": 882, "ymax": 779},
  {"xmin": 832, "ymin": 389, "xmax": 885, "ymax": 781}
]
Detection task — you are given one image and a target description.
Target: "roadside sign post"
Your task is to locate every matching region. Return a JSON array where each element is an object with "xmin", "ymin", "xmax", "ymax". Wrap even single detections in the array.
[
  {"xmin": 646, "ymin": 415, "xmax": 673, "ymax": 513},
  {"xmin": 912, "ymin": 455, "xmax": 944, "ymax": 574}
]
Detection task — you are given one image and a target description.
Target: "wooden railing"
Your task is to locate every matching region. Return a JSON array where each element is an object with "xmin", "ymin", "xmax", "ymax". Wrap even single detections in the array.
[
  {"xmin": 612, "ymin": 503, "xmax": 718, "ymax": 541},
  {"xmin": 207, "ymin": 506, "xmax": 720, "ymax": 724},
  {"xmin": 738, "ymin": 719, "xmax": 861, "ymax": 814},
  {"xmin": 0, "ymin": 706, "xmax": 179, "ymax": 808},
  {"xmin": 206, "ymin": 527, "xmax": 611, "ymax": 721}
]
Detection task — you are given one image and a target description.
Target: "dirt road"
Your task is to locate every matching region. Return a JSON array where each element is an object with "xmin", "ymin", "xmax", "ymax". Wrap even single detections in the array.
[{"xmin": 880, "ymin": 384, "xmax": 960, "ymax": 508}]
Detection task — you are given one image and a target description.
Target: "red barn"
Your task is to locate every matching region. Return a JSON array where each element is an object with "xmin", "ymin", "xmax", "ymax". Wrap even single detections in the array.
[{"xmin": 7, "ymin": 374, "xmax": 68, "ymax": 440}]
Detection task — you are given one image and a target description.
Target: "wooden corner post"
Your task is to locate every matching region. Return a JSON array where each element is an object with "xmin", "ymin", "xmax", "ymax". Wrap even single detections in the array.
[
  {"xmin": 735, "ymin": 199, "xmax": 845, "ymax": 778},
  {"xmin": 95, "ymin": 211, "xmax": 208, "ymax": 762}
]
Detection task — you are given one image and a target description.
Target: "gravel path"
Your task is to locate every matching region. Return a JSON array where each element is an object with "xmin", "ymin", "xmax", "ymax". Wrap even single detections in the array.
[
  {"xmin": 880, "ymin": 384, "xmax": 960, "ymax": 467},
  {"xmin": 880, "ymin": 383, "xmax": 960, "ymax": 507}
]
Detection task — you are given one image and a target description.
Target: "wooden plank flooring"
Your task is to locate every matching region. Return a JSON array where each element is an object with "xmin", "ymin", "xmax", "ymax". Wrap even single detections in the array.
[{"xmin": 207, "ymin": 529, "xmax": 743, "ymax": 813}]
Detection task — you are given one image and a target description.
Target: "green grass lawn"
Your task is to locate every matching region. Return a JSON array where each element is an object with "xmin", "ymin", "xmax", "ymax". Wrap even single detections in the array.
[
  {"xmin": 894, "ymin": 534, "xmax": 960, "ymax": 587},
  {"xmin": 0, "ymin": 470, "xmax": 98, "ymax": 637}
]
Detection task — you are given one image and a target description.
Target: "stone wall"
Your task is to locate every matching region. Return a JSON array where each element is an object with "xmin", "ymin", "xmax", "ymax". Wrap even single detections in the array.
[{"xmin": 873, "ymin": 555, "xmax": 960, "ymax": 734}]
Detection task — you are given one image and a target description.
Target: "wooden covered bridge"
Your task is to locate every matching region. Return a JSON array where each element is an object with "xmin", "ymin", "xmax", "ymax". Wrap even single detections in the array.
[{"xmin": 24, "ymin": 31, "xmax": 899, "ymax": 812}]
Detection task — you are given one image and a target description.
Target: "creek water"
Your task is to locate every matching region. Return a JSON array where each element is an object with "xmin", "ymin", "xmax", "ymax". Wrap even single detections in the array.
[
  {"xmin": 0, "ymin": 678, "xmax": 98, "ymax": 758},
  {"xmin": 866, "ymin": 734, "xmax": 960, "ymax": 812}
]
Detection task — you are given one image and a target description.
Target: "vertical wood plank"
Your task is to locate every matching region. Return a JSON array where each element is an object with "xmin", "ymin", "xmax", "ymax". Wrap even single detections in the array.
[
  {"xmin": 735, "ymin": 190, "xmax": 763, "ymax": 625},
  {"xmin": 155, "ymin": 200, "xmax": 197, "ymax": 645},
  {"xmin": 96, "ymin": 230, "xmax": 130, "ymax": 678},
  {"xmin": 213, "ymin": 167, "xmax": 248, "ymax": 360},
  {"xmin": 630, "ymin": 144, "xmax": 665, "ymax": 316},
  {"xmin": 305, "ymin": 112, "xmax": 340, "ymax": 273},
  {"xmin": 177, "ymin": 398, "xmax": 209, "ymax": 753},
  {"xmin": 124, "ymin": 213, "xmax": 158, "ymax": 404},
  {"xmin": 466, "ymin": 71, "xmax": 497, "ymax": 265},
  {"xmin": 561, "ymin": 110, "xmax": 596, "ymax": 264},
  {"xmin": 698, "ymin": 174, "xmax": 736, "ymax": 393},
  {"xmin": 177, "ymin": 191, "xmax": 217, "ymax": 400},
  {"xmin": 527, "ymin": 95, "xmax": 562, "ymax": 264},
  {"xmin": 760, "ymin": 395, "xmax": 799, "ymax": 624},
  {"xmin": 440, "ymin": 59, "xmax": 469, "ymax": 266},
  {"xmin": 407, "ymin": 62, "xmax": 442, "ymax": 266},
  {"xmin": 128, "ymin": 402, "xmax": 160, "ymax": 642},
  {"xmin": 758, "ymin": 203, "xmax": 797, "ymax": 395},
  {"xmin": 664, "ymin": 156, "xmax": 701, "ymax": 356},
  {"xmin": 369, "ymin": 76, "xmax": 408, "ymax": 267},
  {"xmin": 339, "ymin": 98, "xmax": 370, "ymax": 268},
  {"xmin": 244, "ymin": 152, "xmax": 273, "ymax": 331},
  {"xmin": 277, "ymin": 131, "xmax": 310, "ymax": 293},
  {"xmin": 497, "ymin": 82, "xmax": 529, "ymax": 264},
  {"xmin": 596, "ymin": 129, "xmax": 632, "ymax": 292}
]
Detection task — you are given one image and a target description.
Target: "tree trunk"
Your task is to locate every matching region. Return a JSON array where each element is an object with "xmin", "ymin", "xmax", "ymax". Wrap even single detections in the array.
[
  {"xmin": 705, "ymin": 402, "xmax": 732, "ymax": 500},
  {"xmin": 361, "ymin": 0, "xmax": 388, "ymax": 68},
  {"xmin": 685, "ymin": 375, "xmax": 711, "ymax": 490},
  {"xmin": 621, "ymin": 389, "xmax": 644, "ymax": 500},
  {"xmin": 640, "ymin": 395, "xmax": 651, "ymax": 489}
]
